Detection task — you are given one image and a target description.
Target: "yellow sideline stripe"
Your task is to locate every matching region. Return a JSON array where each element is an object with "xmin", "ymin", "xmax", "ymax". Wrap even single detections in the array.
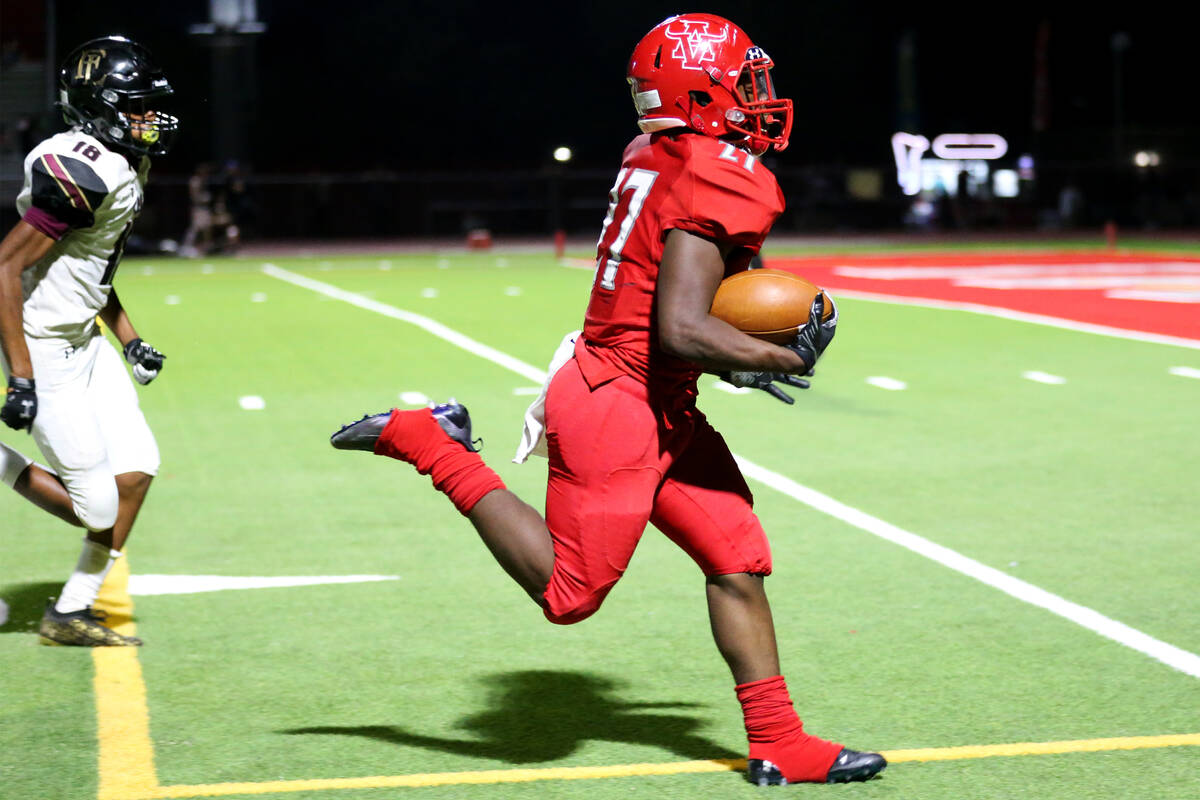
[
  {"xmin": 87, "ymin": 563, "xmax": 1200, "ymax": 798},
  {"xmin": 97, "ymin": 734, "xmax": 1200, "ymax": 799},
  {"xmin": 139, "ymin": 760, "xmax": 745, "ymax": 798},
  {"xmin": 93, "ymin": 555, "xmax": 162, "ymax": 800},
  {"xmin": 882, "ymin": 732, "xmax": 1200, "ymax": 763}
]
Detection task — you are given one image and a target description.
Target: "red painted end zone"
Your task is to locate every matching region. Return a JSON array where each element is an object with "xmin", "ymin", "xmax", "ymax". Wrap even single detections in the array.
[{"xmin": 768, "ymin": 251, "xmax": 1200, "ymax": 342}]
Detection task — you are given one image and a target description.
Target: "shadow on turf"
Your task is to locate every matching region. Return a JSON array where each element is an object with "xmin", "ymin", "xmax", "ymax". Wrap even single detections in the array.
[
  {"xmin": 0, "ymin": 582, "xmax": 60, "ymax": 634},
  {"xmin": 284, "ymin": 670, "xmax": 742, "ymax": 763}
]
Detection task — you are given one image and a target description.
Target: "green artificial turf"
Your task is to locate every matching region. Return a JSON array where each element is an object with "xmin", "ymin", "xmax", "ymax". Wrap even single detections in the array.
[{"xmin": 2, "ymin": 246, "xmax": 1198, "ymax": 800}]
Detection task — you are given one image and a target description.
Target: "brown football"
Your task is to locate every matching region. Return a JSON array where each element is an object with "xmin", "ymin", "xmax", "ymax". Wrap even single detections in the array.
[{"xmin": 709, "ymin": 269, "xmax": 833, "ymax": 344}]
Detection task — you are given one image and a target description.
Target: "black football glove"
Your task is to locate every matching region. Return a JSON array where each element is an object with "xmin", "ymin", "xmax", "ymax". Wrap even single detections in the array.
[
  {"xmin": 123, "ymin": 339, "xmax": 165, "ymax": 385},
  {"xmin": 786, "ymin": 293, "xmax": 838, "ymax": 371},
  {"xmin": 722, "ymin": 370, "xmax": 811, "ymax": 405},
  {"xmin": 1, "ymin": 376, "xmax": 37, "ymax": 431}
]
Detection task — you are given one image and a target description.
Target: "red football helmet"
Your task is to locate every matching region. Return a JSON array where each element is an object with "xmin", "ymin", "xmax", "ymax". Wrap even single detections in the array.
[{"xmin": 627, "ymin": 13, "xmax": 793, "ymax": 156}]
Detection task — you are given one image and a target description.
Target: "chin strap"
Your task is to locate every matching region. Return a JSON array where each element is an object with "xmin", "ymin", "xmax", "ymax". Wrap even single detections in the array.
[{"xmin": 637, "ymin": 116, "xmax": 689, "ymax": 133}]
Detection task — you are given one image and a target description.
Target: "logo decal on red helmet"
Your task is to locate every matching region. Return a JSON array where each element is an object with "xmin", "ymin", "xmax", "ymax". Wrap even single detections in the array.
[{"xmin": 662, "ymin": 19, "xmax": 729, "ymax": 71}]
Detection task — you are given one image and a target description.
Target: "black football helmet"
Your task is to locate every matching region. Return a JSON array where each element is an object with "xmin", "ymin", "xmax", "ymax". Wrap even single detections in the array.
[{"xmin": 58, "ymin": 36, "xmax": 179, "ymax": 157}]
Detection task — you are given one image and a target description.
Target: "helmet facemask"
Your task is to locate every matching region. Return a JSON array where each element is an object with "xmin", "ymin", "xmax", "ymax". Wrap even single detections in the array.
[
  {"xmin": 723, "ymin": 55, "xmax": 792, "ymax": 156},
  {"xmin": 116, "ymin": 93, "xmax": 179, "ymax": 156},
  {"xmin": 60, "ymin": 87, "xmax": 179, "ymax": 157}
]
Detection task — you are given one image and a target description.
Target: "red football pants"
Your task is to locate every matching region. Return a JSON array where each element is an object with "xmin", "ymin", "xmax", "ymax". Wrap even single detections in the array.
[{"xmin": 540, "ymin": 359, "xmax": 771, "ymax": 625}]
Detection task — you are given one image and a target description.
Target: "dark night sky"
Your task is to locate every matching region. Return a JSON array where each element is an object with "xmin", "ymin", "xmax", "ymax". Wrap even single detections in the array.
[{"xmin": 26, "ymin": 2, "xmax": 1200, "ymax": 174}]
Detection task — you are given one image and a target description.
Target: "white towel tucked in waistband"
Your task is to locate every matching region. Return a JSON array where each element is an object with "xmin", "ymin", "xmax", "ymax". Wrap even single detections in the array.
[{"xmin": 513, "ymin": 330, "xmax": 581, "ymax": 464}]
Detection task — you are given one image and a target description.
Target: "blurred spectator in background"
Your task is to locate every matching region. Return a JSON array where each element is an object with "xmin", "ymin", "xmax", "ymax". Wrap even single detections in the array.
[
  {"xmin": 211, "ymin": 160, "xmax": 253, "ymax": 252},
  {"xmin": 1058, "ymin": 178, "xmax": 1084, "ymax": 228},
  {"xmin": 210, "ymin": 177, "xmax": 236, "ymax": 253},
  {"xmin": 180, "ymin": 162, "xmax": 214, "ymax": 257},
  {"xmin": 950, "ymin": 169, "xmax": 974, "ymax": 229},
  {"xmin": 902, "ymin": 193, "xmax": 939, "ymax": 230},
  {"xmin": 935, "ymin": 186, "xmax": 953, "ymax": 230}
]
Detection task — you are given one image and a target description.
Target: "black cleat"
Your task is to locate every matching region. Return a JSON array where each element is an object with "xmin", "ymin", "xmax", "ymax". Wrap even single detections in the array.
[
  {"xmin": 330, "ymin": 411, "xmax": 392, "ymax": 451},
  {"xmin": 825, "ymin": 748, "xmax": 887, "ymax": 783},
  {"xmin": 746, "ymin": 748, "xmax": 886, "ymax": 786},
  {"xmin": 330, "ymin": 402, "xmax": 479, "ymax": 452},
  {"xmin": 429, "ymin": 402, "xmax": 479, "ymax": 452},
  {"xmin": 39, "ymin": 599, "xmax": 143, "ymax": 647}
]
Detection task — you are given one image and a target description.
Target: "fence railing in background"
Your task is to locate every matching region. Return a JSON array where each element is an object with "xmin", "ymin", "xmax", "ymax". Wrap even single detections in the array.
[{"xmin": 3, "ymin": 161, "xmax": 1199, "ymax": 245}]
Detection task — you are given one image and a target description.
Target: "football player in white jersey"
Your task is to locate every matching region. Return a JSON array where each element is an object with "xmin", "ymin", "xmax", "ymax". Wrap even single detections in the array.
[{"xmin": 0, "ymin": 36, "xmax": 178, "ymax": 646}]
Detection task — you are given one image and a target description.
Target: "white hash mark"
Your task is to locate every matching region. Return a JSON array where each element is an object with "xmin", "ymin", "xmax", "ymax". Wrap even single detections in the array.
[
  {"xmin": 1022, "ymin": 371, "xmax": 1067, "ymax": 384},
  {"xmin": 866, "ymin": 376, "xmax": 907, "ymax": 391}
]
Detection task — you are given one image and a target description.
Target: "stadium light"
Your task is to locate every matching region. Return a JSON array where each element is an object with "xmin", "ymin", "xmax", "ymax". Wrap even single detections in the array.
[
  {"xmin": 1017, "ymin": 153, "xmax": 1035, "ymax": 180},
  {"xmin": 931, "ymin": 133, "xmax": 1008, "ymax": 160},
  {"xmin": 1133, "ymin": 150, "xmax": 1160, "ymax": 168},
  {"xmin": 992, "ymin": 169, "xmax": 1020, "ymax": 198},
  {"xmin": 553, "ymin": 146, "xmax": 573, "ymax": 163}
]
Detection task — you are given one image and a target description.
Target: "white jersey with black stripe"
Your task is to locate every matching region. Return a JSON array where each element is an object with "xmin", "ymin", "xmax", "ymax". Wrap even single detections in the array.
[{"xmin": 15, "ymin": 128, "xmax": 149, "ymax": 343}]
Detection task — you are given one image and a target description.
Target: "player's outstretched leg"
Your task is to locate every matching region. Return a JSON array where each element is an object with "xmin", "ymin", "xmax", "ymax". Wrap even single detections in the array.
[
  {"xmin": 707, "ymin": 573, "xmax": 886, "ymax": 785},
  {"xmin": 331, "ymin": 403, "xmax": 555, "ymax": 602},
  {"xmin": 331, "ymin": 403, "xmax": 499, "ymax": 515},
  {"xmin": 333, "ymin": 403, "xmax": 478, "ymax": 454}
]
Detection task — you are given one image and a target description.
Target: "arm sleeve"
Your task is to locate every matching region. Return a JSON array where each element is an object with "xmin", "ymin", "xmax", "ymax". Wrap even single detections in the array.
[
  {"xmin": 27, "ymin": 154, "xmax": 110, "ymax": 232},
  {"xmin": 22, "ymin": 206, "xmax": 70, "ymax": 240},
  {"xmin": 662, "ymin": 148, "xmax": 784, "ymax": 250}
]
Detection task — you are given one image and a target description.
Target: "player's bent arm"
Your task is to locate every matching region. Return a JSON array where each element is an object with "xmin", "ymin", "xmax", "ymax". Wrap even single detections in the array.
[
  {"xmin": 657, "ymin": 229, "xmax": 809, "ymax": 373},
  {"xmin": 0, "ymin": 221, "xmax": 55, "ymax": 379},
  {"xmin": 98, "ymin": 289, "xmax": 139, "ymax": 347},
  {"xmin": 100, "ymin": 291, "xmax": 165, "ymax": 385}
]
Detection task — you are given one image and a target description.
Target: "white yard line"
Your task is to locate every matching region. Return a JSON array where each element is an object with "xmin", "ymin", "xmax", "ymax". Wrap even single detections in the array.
[
  {"xmin": 734, "ymin": 460, "xmax": 1200, "ymax": 679},
  {"xmin": 825, "ymin": 288, "xmax": 1200, "ymax": 351},
  {"xmin": 129, "ymin": 574, "xmax": 399, "ymax": 595},
  {"xmin": 263, "ymin": 263, "xmax": 1200, "ymax": 679},
  {"xmin": 262, "ymin": 263, "xmax": 545, "ymax": 383}
]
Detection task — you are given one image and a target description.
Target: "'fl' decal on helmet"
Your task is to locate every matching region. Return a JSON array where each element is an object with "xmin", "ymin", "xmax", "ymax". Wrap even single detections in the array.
[
  {"xmin": 74, "ymin": 50, "xmax": 106, "ymax": 81},
  {"xmin": 662, "ymin": 19, "xmax": 729, "ymax": 71}
]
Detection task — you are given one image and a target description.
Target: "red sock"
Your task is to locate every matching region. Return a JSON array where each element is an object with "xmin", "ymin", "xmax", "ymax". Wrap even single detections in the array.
[
  {"xmin": 736, "ymin": 675, "xmax": 842, "ymax": 783},
  {"xmin": 373, "ymin": 409, "xmax": 505, "ymax": 516}
]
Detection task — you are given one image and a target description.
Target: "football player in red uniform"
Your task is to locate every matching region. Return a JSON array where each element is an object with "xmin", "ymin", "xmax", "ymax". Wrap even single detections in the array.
[{"xmin": 333, "ymin": 13, "xmax": 885, "ymax": 785}]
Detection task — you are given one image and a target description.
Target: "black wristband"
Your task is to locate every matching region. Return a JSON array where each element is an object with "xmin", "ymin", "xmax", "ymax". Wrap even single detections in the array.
[
  {"xmin": 123, "ymin": 338, "xmax": 143, "ymax": 360},
  {"xmin": 7, "ymin": 375, "xmax": 35, "ymax": 391}
]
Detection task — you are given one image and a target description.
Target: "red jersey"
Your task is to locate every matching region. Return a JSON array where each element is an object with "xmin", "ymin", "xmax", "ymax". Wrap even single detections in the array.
[{"xmin": 576, "ymin": 131, "xmax": 785, "ymax": 400}]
